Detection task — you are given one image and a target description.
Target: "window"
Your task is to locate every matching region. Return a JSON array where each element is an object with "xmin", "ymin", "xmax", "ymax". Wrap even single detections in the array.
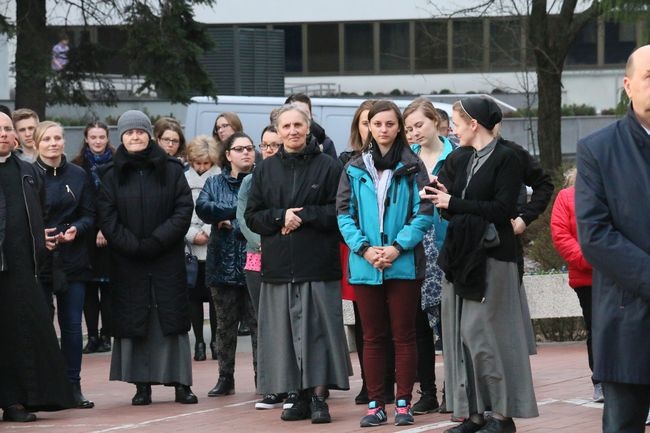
[
  {"xmin": 307, "ymin": 24, "xmax": 339, "ymax": 73},
  {"xmin": 274, "ymin": 25, "xmax": 303, "ymax": 73},
  {"xmin": 566, "ymin": 20, "xmax": 597, "ymax": 66},
  {"xmin": 604, "ymin": 21, "xmax": 636, "ymax": 64},
  {"xmin": 380, "ymin": 22, "xmax": 409, "ymax": 71},
  {"xmin": 489, "ymin": 19, "xmax": 522, "ymax": 69},
  {"xmin": 452, "ymin": 20, "xmax": 483, "ymax": 70},
  {"xmin": 415, "ymin": 21, "xmax": 447, "ymax": 71},
  {"xmin": 344, "ymin": 23, "xmax": 374, "ymax": 72}
]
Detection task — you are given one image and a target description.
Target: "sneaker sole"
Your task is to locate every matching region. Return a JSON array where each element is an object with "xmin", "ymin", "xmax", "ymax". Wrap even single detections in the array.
[
  {"xmin": 311, "ymin": 416, "xmax": 332, "ymax": 424},
  {"xmin": 395, "ymin": 420, "xmax": 415, "ymax": 426},
  {"xmin": 413, "ymin": 407, "xmax": 440, "ymax": 415},
  {"xmin": 255, "ymin": 402, "xmax": 283, "ymax": 409},
  {"xmin": 360, "ymin": 420, "xmax": 387, "ymax": 427}
]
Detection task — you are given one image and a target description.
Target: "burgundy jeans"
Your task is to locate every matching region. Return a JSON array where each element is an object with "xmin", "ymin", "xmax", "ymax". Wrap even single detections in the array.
[{"xmin": 354, "ymin": 279, "xmax": 421, "ymax": 406}]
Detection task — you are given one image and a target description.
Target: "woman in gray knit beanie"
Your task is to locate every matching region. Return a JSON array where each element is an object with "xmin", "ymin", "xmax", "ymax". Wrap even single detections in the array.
[{"xmin": 96, "ymin": 109, "xmax": 197, "ymax": 406}]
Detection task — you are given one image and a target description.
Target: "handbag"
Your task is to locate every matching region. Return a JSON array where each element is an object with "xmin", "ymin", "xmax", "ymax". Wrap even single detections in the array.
[
  {"xmin": 482, "ymin": 223, "xmax": 500, "ymax": 249},
  {"xmin": 184, "ymin": 240, "xmax": 199, "ymax": 289}
]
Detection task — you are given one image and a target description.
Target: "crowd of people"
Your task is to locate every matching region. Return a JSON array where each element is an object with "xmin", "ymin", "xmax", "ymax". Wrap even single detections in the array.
[{"xmin": 1, "ymin": 44, "xmax": 649, "ymax": 433}]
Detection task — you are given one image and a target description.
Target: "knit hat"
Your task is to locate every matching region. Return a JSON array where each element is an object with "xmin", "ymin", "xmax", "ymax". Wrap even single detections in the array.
[
  {"xmin": 117, "ymin": 110, "xmax": 153, "ymax": 141},
  {"xmin": 459, "ymin": 97, "xmax": 503, "ymax": 131}
]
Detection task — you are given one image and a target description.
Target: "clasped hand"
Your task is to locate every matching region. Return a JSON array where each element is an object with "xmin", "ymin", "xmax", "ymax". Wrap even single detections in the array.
[
  {"xmin": 281, "ymin": 207, "xmax": 303, "ymax": 235},
  {"xmin": 363, "ymin": 246, "xmax": 400, "ymax": 270}
]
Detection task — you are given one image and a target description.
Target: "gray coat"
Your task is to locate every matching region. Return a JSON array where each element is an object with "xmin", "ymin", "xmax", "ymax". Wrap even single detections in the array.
[{"xmin": 575, "ymin": 106, "xmax": 650, "ymax": 385}]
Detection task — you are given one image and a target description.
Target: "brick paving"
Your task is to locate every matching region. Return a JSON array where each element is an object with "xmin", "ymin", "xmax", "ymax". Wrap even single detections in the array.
[{"xmin": 3, "ymin": 338, "xmax": 644, "ymax": 433}]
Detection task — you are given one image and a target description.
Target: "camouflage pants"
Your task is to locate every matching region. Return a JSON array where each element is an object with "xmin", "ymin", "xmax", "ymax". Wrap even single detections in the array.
[{"xmin": 210, "ymin": 284, "xmax": 257, "ymax": 379}]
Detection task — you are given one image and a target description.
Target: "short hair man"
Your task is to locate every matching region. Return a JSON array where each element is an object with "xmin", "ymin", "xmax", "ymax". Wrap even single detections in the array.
[
  {"xmin": 12, "ymin": 108, "xmax": 39, "ymax": 162},
  {"xmin": 284, "ymin": 93, "xmax": 337, "ymax": 159},
  {"xmin": 576, "ymin": 45, "xmax": 650, "ymax": 433}
]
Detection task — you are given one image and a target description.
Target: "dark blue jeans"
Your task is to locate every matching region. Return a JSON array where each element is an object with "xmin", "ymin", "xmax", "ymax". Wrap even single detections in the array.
[
  {"xmin": 43, "ymin": 281, "xmax": 86, "ymax": 383},
  {"xmin": 602, "ymin": 382, "xmax": 650, "ymax": 433}
]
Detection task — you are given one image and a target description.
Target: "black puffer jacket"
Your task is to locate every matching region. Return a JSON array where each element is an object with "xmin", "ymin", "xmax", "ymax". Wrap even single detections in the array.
[
  {"xmin": 245, "ymin": 140, "xmax": 342, "ymax": 283},
  {"xmin": 196, "ymin": 170, "xmax": 247, "ymax": 288},
  {"xmin": 96, "ymin": 142, "xmax": 193, "ymax": 338},
  {"xmin": 35, "ymin": 156, "xmax": 94, "ymax": 283}
]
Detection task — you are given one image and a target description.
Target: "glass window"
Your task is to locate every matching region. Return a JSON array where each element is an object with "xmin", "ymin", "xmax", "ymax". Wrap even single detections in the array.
[
  {"xmin": 604, "ymin": 21, "xmax": 636, "ymax": 64},
  {"xmin": 566, "ymin": 20, "xmax": 597, "ymax": 66},
  {"xmin": 307, "ymin": 23, "xmax": 339, "ymax": 73},
  {"xmin": 489, "ymin": 19, "xmax": 522, "ymax": 69},
  {"xmin": 274, "ymin": 25, "xmax": 303, "ymax": 73},
  {"xmin": 344, "ymin": 23, "xmax": 374, "ymax": 72},
  {"xmin": 452, "ymin": 20, "xmax": 483, "ymax": 70},
  {"xmin": 380, "ymin": 22, "xmax": 410, "ymax": 71},
  {"xmin": 415, "ymin": 21, "xmax": 447, "ymax": 71}
]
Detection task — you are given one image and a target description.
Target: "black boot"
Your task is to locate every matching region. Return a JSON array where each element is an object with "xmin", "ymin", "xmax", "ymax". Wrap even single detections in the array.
[
  {"xmin": 355, "ymin": 383, "xmax": 369, "ymax": 405},
  {"xmin": 207, "ymin": 375, "xmax": 234, "ymax": 397},
  {"xmin": 97, "ymin": 335, "xmax": 112, "ymax": 353},
  {"xmin": 82, "ymin": 336, "xmax": 100, "ymax": 354},
  {"xmin": 132, "ymin": 383, "xmax": 152, "ymax": 406},
  {"xmin": 210, "ymin": 340, "xmax": 218, "ymax": 360},
  {"xmin": 2, "ymin": 405, "xmax": 36, "ymax": 422},
  {"xmin": 194, "ymin": 341, "xmax": 206, "ymax": 361},
  {"xmin": 72, "ymin": 382, "xmax": 95, "ymax": 409},
  {"xmin": 175, "ymin": 384, "xmax": 198, "ymax": 404}
]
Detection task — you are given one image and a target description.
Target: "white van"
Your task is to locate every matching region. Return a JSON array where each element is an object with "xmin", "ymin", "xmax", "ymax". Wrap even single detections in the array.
[{"xmin": 185, "ymin": 95, "xmax": 453, "ymax": 155}]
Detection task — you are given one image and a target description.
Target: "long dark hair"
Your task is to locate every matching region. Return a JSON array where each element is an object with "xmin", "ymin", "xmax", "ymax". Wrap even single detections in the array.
[
  {"xmin": 348, "ymin": 99, "xmax": 376, "ymax": 152},
  {"xmin": 71, "ymin": 121, "xmax": 115, "ymax": 166},
  {"xmin": 361, "ymin": 100, "xmax": 409, "ymax": 152}
]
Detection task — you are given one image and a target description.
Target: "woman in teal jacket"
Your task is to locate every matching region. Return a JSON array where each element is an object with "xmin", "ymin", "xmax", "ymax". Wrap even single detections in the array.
[{"xmin": 337, "ymin": 100, "xmax": 433, "ymax": 427}]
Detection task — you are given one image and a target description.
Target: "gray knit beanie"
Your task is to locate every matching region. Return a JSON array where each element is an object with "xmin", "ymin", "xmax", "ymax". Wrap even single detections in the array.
[{"xmin": 117, "ymin": 110, "xmax": 153, "ymax": 141}]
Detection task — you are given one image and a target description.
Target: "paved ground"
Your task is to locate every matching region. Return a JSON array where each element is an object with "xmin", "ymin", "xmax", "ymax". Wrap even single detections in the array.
[{"xmin": 3, "ymin": 336, "xmax": 643, "ymax": 433}]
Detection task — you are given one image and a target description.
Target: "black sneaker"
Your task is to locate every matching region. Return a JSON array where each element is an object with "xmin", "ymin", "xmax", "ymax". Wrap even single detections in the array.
[
  {"xmin": 412, "ymin": 391, "xmax": 439, "ymax": 415},
  {"xmin": 444, "ymin": 418, "xmax": 486, "ymax": 433},
  {"xmin": 282, "ymin": 391, "xmax": 300, "ymax": 409},
  {"xmin": 256, "ymin": 393, "xmax": 284, "ymax": 410},
  {"xmin": 394, "ymin": 399, "xmax": 414, "ymax": 426},
  {"xmin": 360, "ymin": 401, "xmax": 388, "ymax": 427},
  {"xmin": 310, "ymin": 396, "xmax": 331, "ymax": 424},
  {"xmin": 281, "ymin": 395, "xmax": 310, "ymax": 421}
]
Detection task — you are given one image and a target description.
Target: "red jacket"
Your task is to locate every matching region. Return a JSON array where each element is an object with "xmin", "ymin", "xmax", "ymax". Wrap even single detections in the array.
[{"xmin": 550, "ymin": 187, "xmax": 592, "ymax": 288}]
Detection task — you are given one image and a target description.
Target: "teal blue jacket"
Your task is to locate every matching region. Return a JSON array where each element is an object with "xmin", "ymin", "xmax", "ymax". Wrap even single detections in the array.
[
  {"xmin": 336, "ymin": 146, "xmax": 433, "ymax": 285},
  {"xmin": 411, "ymin": 137, "xmax": 455, "ymax": 251}
]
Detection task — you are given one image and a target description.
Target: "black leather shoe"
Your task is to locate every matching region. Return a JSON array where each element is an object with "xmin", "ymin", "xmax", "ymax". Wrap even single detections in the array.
[
  {"xmin": 355, "ymin": 385, "xmax": 369, "ymax": 405},
  {"xmin": 194, "ymin": 341, "xmax": 206, "ymax": 361},
  {"xmin": 444, "ymin": 418, "xmax": 486, "ymax": 433},
  {"xmin": 97, "ymin": 335, "xmax": 112, "ymax": 353},
  {"xmin": 82, "ymin": 336, "xmax": 100, "ymax": 354},
  {"xmin": 476, "ymin": 417, "xmax": 516, "ymax": 433},
  {"xmin": 210, "ymin": 341, "xmax": 218, "ymax": 360},
  {"xmin": 2, "ymin": 405, "xmax": 36, "ymax": 422},
  {"xmin": 72, "ymin": 382, "xmax": 95, "ymax": 409},
  {"xmin": 207, "ymin": 376, "xmax": 234, "ymax": 397},
  {"xmin": 175, "ymin": 385, "xmax": 198, "ymax": 404},
  {"xmin": 132, "ymin": 383, "xmax": 152, "ymax": 405}
]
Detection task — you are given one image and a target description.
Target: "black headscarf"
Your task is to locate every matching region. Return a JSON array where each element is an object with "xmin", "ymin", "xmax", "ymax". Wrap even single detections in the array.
[{"xmin": 460, "ymin": 97, "xmax": 503, "ymax": 131}]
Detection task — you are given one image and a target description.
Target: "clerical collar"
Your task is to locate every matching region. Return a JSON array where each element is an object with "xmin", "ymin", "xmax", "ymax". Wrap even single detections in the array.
[{"xmin": 0, "ymin": 153, "xmax": 11, "ymax": 163}]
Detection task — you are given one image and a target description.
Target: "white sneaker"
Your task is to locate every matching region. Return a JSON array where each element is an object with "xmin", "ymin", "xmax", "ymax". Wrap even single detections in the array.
[
  {"xmin": 645, "ymin": 409, "xmax": 650, "ymax": 426},
  {"xmin": 592, "ymin": 383, "xmax": 604, "ymax": 403}
]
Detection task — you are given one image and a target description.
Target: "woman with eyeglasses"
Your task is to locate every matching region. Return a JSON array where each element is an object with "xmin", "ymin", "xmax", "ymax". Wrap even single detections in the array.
[
  {"xmin": 245, "ymin": 105, "xmax": 351, "ymax": 424},
  {"xmin": 34, "ymin": 121, "xmax": 95, "ymax": 409},
  {"xmin": 155, "ymin": 117, "xmax": 186, "ymax": 164},
  {"xmin": 236, "ymin": 125, "xmax": 286, "ymax": 409},
  {"xmin": 196, "ymin": 132, "xmax": 257, "ymax": 397},
  {"xmin": 212, "ymin": 112, "xmax": 243, "ymax": 168}
]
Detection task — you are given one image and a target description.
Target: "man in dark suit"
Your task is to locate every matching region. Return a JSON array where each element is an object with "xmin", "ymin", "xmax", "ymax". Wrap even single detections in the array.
[{"xmin": 576, "ymin": 45, "xmax": 650, "ymax": 433}]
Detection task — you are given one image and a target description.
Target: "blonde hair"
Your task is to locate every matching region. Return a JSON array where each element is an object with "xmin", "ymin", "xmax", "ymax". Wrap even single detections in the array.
[
  {"xmin": 564, "ymin": 167, "xmax": 577, "ymax": 188},
  {"xmin": 34, "ymin": 121, "xmax": 63, "ymax": 149},
  {"xmin": 186, "ymin": 134, "xmax": 219, "ymax": 165},
  {"xmin": 403, "ymin": 97, "xmax": 442, "ymax": 128}
]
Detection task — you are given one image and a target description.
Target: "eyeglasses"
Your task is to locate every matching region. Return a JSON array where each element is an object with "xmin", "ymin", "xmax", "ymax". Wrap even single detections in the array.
[
  {"xmin": 259, "ymin": 143, "xmax": 281, "ymax": 151},
  {"xmin": 160, "ymin": 137, "xmax": 180, "ymax": 145},
  {"xmin": 0, "ymin": 126, "xmax": 14, "ymax": 133},
  {"xmin": 228, "ymin": 145, "xmax": 254, "ymax": 153},
  {"xmin": 215, "ymin": 123, "xmax": 231, "ymax": 131}
]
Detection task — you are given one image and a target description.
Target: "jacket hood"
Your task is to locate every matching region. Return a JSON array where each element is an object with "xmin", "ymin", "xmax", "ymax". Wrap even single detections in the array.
[
  {"xmin": 279, "ymin": 137, "xmax": 321, "ymax": 160},
  {"xmin": 113, "ymin": 141, "xmax": 176, "ymax": 184}
]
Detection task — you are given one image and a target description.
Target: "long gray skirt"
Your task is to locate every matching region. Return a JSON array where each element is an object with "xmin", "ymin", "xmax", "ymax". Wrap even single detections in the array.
[
  {"xmin": 257, "ymin": 280, "xmax": 352, "ymax": 394},
  {"xmin": 442, "ymin": 258, "xmax": 538, "ymax": 419},
  {"xmin": 109, "ymin": 307, "xmax": 193, "ymax": 386}
]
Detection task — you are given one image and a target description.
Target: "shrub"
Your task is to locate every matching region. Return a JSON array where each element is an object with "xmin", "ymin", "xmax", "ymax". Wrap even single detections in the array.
[{"xmin": 561, "ymin": 103, "xmax": 596, "ymax": 116}]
